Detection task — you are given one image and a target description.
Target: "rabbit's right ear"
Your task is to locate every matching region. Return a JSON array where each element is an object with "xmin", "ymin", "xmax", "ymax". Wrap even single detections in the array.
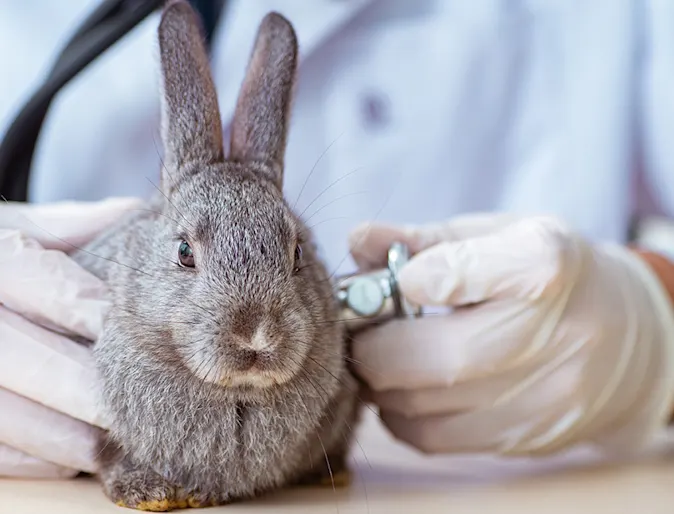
[
  {"xmin": 228, "ymin": 13, "xmax": 298, "ymax": 190},
  {"xmin": 157, "ymin": 0, "xmax": 224, "ymax": 186}
]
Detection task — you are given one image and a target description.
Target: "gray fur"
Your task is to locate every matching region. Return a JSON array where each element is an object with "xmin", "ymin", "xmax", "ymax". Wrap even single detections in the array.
[{"xmin": 72, "ymin": 1, "xmax": 359, "ymax": 510}]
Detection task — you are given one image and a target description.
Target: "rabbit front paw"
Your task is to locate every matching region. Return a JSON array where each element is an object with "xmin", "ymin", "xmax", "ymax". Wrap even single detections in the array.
[
  {"xmin": 103, "ymin": 468, "xmax": 178, "ymax": 511},
  {"xmin": 96, "ymin": 438, "xmax": 223, "ymax": 511},
  {"xmin": 99, "ymin": 457, "xmax": 216, "ymax": 511},
  {"xmin": 104, "ymin": 471, "xmax": 215, "ymax": 511}
]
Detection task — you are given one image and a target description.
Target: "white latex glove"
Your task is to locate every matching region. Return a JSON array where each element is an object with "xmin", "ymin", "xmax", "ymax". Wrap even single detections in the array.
[
  {"xmin": 348, "ymin": 213, "xmax": 674, "ymax": 457},
  {"xmin": 0, "ymin": 197, "xmax": 142, "ymax": 478}
]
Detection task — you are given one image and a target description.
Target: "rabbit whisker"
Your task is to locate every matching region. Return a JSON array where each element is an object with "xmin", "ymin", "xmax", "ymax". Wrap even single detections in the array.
[
  {"xmin": 182, "ymin": 297, "xmax": 218, "ymax": 320},
  {"xmin": 297, "ymin": 166, "xmax": 364, "ymax": 219},
  {"xmin": 307, "ymin": 216, "xmax": 353, "ymax": 230},
  {"xmin": 283, "ymin": 344, "xmax": 381, "ymax": 423},
  {"xmin": 327, "ymin": 166, "xmax": 403, "ymax": 281},
  {"xmin": 287, "ymin": 380, "xmax": 314, "ymax": 467},
  {"xmin": 304, "ymin": 345, "xmax": 383, "ymax": 379},
  {"xmin": 124, "ymin": 207, "xmax": 192, "ymax": 235},
  {"xmin": 180, "ymin": 338, "xmax": 211, "ymax": 363},
  {"xmin": 302, "ymin": 190, "xmax": 371, "ymax": 225},
  {"xmin": 315, "ymin": 310, "xmax": 445, "ymax": 326},
  {"xmin": 151, "ymin": 135, "xmax": 197, "ymax": 230},
  {"xmin": 114, "ymin": 306, "xmax": 202, "ymax": 332},
  {"xmin": 0, "ymin": 202, "xmax": 157, "ymax": 279},
  {"xmin": 304, "ymin": 353, "xmax": 381, "ymax": 422},
  {"xmin": 300, "ymin": 366, "xmax": 372, "ymax": 512},
  {"xmin": 352, "ymin": 450, "xmax": 372, "ymax": 514},
  {"xmin": 145, "ymin": 177, "xmax": 197, "ymax": 231},
  {"xmin": 93, "ymin": 434, "xmax": 113, "ymax": 462},
  {"xmin": 292, "ymin": 132, "xmax": 344, "ymax": 211},
  {"xmin": 300, "ymin": 366, "xmax": 372, "ymax": 471},
  {"xmin": 290, "ymin": 381, "xmax": 336, "ymax": 496},
  {"xmin": 201, "ymin": 354, "xmax": 224, "ymax": 411},
  {"xmin": 181, "ymin": 351, "xmax": 222, "ymax": 444},
  {"xmin": 341, "ymin": 419, "xmax": 372, "ymax": 471}
]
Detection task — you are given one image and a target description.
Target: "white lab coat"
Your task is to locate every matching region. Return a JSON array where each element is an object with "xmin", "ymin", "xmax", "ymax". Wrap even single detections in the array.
[{"xmin": 2, "ymin": 0, "xmax": 674, "ymax": 275}]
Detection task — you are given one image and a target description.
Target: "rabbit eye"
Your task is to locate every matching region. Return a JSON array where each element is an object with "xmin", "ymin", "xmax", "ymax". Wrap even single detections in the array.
[
  {"xmin": 293, "ymin": 244, "xmax": 303, "ymax": 273},
  {"xmin": 178, "ymin": 241, "xmax": 195, "ymax": 268}
]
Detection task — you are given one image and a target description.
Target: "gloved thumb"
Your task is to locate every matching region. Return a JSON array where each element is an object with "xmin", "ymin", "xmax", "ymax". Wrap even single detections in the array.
[
  {"xmin": 348, "ymin": 222, "xmax": 427, "ymax": 271},
  {"xmin": 348, "ymin": 213, "xmax": 522, "ymax": 271},
  {"xmin": 398, "ymin": 217, "xmax": 578, "ymax": 307}
]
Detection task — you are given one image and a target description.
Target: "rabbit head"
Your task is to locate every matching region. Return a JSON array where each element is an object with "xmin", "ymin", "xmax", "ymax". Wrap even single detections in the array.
[{"xmin": 123, "ymin": 0, "xmax": 344, "ymax": 398}]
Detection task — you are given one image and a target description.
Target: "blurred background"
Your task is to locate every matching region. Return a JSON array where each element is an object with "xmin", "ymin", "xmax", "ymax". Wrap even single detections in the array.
[{"xmin": 1, "ymin": 0, "xmax": 674, "ymax": 275}]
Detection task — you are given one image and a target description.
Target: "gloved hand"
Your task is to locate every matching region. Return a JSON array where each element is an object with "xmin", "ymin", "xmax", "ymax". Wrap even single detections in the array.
[
  {"xmin": 348, "ymin": 213, "xmax": 674, "ymax": 457},
  {"xmin": 0, "ymin": 197, "xmax": 142, "ymax": 478}
]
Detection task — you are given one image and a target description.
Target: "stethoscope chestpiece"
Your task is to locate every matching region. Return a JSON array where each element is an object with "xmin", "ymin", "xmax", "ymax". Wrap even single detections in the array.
[{"xmin": 334, "ymin": 242, "xmax": 423, "ymax": 331}]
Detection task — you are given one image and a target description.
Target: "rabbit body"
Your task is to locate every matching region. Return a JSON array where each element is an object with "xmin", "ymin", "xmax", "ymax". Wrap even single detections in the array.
[{"xmin": 72, "ymin": 1, "xmax": 360, "ymax": 510}]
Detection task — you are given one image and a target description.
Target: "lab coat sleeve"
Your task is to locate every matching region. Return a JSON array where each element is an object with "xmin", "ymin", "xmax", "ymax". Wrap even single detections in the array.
[
  {"xmin": 630, "ymin": 0, "xmax": 674, "ymax": 264},
  {"xmin": 638, "ymin": 0, "xmax": 674, "ymax": 219}
]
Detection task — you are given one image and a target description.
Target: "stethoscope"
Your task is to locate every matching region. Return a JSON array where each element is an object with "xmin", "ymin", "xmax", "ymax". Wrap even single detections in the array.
[
  {"xmin": 335, "ymin": 242, "xmax": 423, "ymax": 331},
  {"xmin": 0, "ymin": 0, "xmax": 424, "ymax": 331}
]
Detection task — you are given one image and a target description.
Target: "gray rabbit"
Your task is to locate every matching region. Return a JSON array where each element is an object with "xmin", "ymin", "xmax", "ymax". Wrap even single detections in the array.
[{"xmin": 71, "ymin": 0, "xmax": 360, "ymax": 510}]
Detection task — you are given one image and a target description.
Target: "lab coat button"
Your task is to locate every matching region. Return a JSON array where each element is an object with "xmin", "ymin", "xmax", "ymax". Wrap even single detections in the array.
[{"xmin": 360, "ymin": 91, "xmax": 390, "ymax": 129}]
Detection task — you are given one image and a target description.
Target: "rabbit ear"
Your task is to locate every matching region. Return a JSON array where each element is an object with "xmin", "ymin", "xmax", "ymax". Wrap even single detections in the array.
[
  {"xmin": 229, "ymin": 12, "xmax": 298, "ymax": 189},
  {"xmin": 157, "ymin": 0, "xmax": 224, "ymax": 183}
]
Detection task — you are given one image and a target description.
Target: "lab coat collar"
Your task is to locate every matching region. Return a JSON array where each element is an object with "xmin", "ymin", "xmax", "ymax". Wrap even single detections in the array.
[{"xmin": 209, "ymin": 0, "xmax": 373, "ymax": 128}]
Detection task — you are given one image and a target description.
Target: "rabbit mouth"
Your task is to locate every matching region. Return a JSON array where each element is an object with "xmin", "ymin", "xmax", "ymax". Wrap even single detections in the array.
[
  {"xmin": 181, "ymin": 323, "xmax": 307, "ymax": 390},
  {"xmin": 221, "ymin": 344, "xmax": 299, "ymax": 389},
  {"xmin": 182, "ymin": 347, "xmax": 301, "ymax": 390},
  {"xmin": 220, "ymin": 370, "xmax": 288, "ymax": 389}
]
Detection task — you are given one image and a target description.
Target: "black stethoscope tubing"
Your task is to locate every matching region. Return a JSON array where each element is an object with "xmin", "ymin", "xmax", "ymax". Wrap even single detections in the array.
[{"xmin": 0, "ymin": 0, "xmax": 224, "ymax": 202}]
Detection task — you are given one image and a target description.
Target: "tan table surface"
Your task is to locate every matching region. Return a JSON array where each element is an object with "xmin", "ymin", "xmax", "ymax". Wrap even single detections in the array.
[{"xmin": 2, "ymin": 411, "xmax": 674, "ymax": 514}]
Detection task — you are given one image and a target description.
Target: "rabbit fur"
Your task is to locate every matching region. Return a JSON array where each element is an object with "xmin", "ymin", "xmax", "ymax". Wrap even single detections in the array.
[{"xmin": 71, "ymin": 0, "xmax": 360, "ymax": 510}]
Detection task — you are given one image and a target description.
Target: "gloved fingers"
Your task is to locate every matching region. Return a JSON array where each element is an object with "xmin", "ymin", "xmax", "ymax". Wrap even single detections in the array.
[
  {"xmin": 380, "ymin": 408, "xmax": 500, "ymax": 455},
  {"xmin": 0, "ymin": 307, "xmax": 108, "ymax": 429},
  {"xmin": 0, "ymin": 230, "xmax": 108, "ymax": 341},
  {"xmin": 379, "ymin": 352, "xmax": 586, "ymax": 455},
  {"xmin": 348, "ymin": 213, "xmax": 523, "ymax": 270},
  {"xmin": 351, "ymin": 303, "xmax": 541, "ymax": 392},
  {"xmin": 399, "ymin": 216, "xmax": 576, "ymax": 307},
  {"xmin": 0, "ymin": 443, "xmax": 78, "ymax": 479},
  {"xmin": 0, "ymin": 196, "xmax": 144, "ymax": 251},
  {"xmin": 379, "ymin": 406, "xmax": 526, "ymax": 455},
  {"xmin": 380, "ymin": 389, "xmax": 568, "ymax": 456},
  {"xmin": 0, "ymin": 387, "xmax": 100, "ymax": 474},
  {"xmin": 369, "ymin": 368, "xmax": 528, "ymax": 418}
]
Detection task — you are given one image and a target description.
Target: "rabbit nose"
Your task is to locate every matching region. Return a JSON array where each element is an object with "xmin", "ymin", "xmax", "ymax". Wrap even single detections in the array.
[
  {"xmin": 229, "ymin": 325, "xmax": 276, "ymax": 371},
  {"xmin": 234, "ymin": 348, "xmax": 259, "ymax": 370},
  {"xmin": 230, "ymin": 304, "xmax": 266, "ymax": 340},
  {"xmin": 232, "ymin": 323, "xmax": 274, "ymax": 352}
]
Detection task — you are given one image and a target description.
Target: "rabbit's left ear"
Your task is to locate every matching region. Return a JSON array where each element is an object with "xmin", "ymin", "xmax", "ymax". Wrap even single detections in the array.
[
  {"xmin": 157, "ymin": 0, "xmax": 224, "ymax": 185},
  {"xmin": 228, "ymin": 12, "xmax": 298, "ymax": 190}
]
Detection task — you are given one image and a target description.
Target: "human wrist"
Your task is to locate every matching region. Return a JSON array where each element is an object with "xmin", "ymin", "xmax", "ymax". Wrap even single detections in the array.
[
  {"xmin": 629, "ymin": 247, "xmax": 674, "ymax": 423},
  {"xmin": 631, "ymin": 249, "xmax": 674, "ymax": 306}
]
